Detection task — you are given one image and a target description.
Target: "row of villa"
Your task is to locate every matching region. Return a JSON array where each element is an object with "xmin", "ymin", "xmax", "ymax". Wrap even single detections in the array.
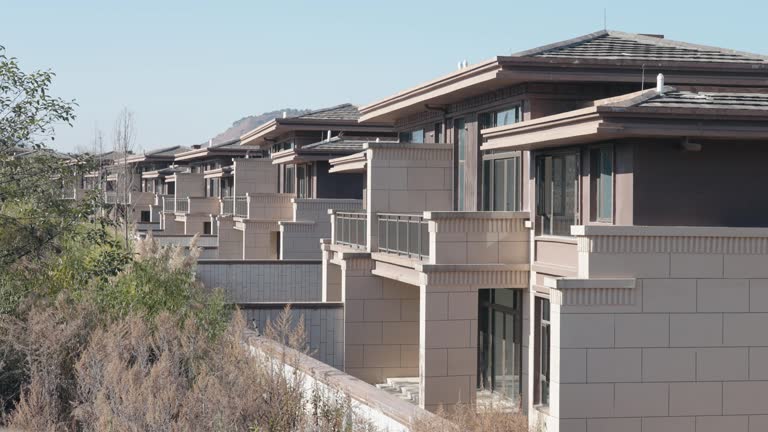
[{"xmin": 68, "ymin": 30, "xmax": 768, "ymax": 432}]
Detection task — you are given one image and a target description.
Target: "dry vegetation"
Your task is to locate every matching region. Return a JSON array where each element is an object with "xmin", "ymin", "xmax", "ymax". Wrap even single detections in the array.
[
  {"xmin": 0, "ymin": 236, "xmax": 371, "ymax": 431},
  {"xmin": 411, "ymin": 404, "xmax": 531, "ymax": 432}
]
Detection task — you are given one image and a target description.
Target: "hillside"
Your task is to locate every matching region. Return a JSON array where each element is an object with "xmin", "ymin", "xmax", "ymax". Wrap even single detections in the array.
[{"xmin": 208, "ymin": 108, "xmax": 311, "ymax": 144}]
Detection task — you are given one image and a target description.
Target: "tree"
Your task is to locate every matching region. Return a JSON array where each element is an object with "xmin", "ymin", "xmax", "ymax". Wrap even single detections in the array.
[
  {"xmin": 0, "ymin": 45, "xmax": 95, "ymax": 267},
  {"xmin": 112, "ymin": 107, "xmax": 136, "ymax": 245}
]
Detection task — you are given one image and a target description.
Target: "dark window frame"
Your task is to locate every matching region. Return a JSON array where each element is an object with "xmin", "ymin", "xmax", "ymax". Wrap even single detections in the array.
[
  {"xmin": 533, "ymin": 296, "xmax": 551, "ymax": 407},
  {"xmin": 589, "ymin": 144, "xmax": 614, "ymax": 224},
  {"xmin": 482, "ymin": 150, "xmax": 522, "ymax": 211},
  {"xmin": 453, "ymin": 117, "xmax": 467, "ymax": 211},
  {"xmin": 534, "ymin": 149, "xmax": 581, "ymax": 237}
]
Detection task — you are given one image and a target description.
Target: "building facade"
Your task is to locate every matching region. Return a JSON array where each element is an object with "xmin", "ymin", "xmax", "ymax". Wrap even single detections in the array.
[{"xmin": 321, "ymin": 30, "xmax": 768, "ymax": 432}]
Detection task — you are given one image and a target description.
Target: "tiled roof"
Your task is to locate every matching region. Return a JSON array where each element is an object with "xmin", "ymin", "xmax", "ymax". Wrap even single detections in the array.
[
  {"xmin": 517, "ymin": 30, "xmax": 767, "ymax": 64},
  {"xmin": 293, "ymin": 104, "xmax": 360, "ymax": 121},
  {"xmin": 145, "ymin": 145, "xmax": 189, "ymax": 157},
  {"xmin": 635, "ymin": 90, "xmax": 768, "ymax": 111}
]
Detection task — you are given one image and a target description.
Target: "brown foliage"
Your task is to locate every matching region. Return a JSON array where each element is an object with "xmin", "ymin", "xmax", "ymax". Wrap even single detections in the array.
[{"xmin": 411, "ymin": 403, "xmax": 531, "ymax": 432}]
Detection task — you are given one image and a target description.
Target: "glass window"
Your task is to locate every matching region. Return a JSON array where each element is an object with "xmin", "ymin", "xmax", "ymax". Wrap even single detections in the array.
[
  {"xmin": 482, "ymin": 154, "xmax": 521, "ymax": 211},
  {"xmin": 590, "ymin": 145, "xmax": 614, "ymax": 222},
  {"xmin": 283, "ymin": 165, "xmax": 295, "ymax": 194},
  {"xmin": 297, "ymin": 164, "xmax": 312, "ymax": 198},
  {"xmin": 434, "ymin": 122, "xmax": 443, "ymax": 143},
  {"xmin": 399, "ymin": 129, "xmax": 425, "ymax": 144},
  {"xmin": 455, "ymin": 118, "xmax": 466, "ymax": 210},
  {"xmin": 534, "ymin": 297, "xmax": 551, "ymax": 406},
  {"xmin": 479, "ymin": 106, "xmax": 520, "ymax": 130},
  {"xmin": 536, "ymin": 152, "xmax": 579, "ymax": 236}
]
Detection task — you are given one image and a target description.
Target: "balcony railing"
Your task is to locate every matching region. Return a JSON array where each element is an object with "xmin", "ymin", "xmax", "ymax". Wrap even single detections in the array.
[
  {"xmin": 377, "ymin": 213, "xmax": 429, "ymax": 260},
  {"xmin": 163, "ymin": 196, "xmax": 175, "ymax": 213},
  {"xmin": 104, "ymin": 192, "xmax": 118, "ymax": 204},
  {"xmin": 335, "ymin": 212, "xmax": 367, "ymax": 249},
  {"xmin": 234, "ymin": 195, "xmax": 248, "ymax": 218},
  {"xmin": 175, "ymin": 198, "xmax": 189, "ymax": 213},
  {"xmin": 221, "ymin": 196, "xmax": 235, "ymax": 215}
]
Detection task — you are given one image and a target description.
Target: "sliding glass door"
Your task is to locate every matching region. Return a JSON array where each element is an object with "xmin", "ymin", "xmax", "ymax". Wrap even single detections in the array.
[
  {"xmin": 535, "ymin": 152, "xmax": 579, "ymax": 236},
  {"xmin": 478, "ymin": 289, "xmax": 523, "ymax": 404}
]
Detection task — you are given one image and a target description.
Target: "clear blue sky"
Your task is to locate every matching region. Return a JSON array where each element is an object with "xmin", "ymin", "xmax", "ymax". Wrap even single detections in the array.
[{"xmin": 3, "ymin": 0, "xmax": 766, "ymax": 153}]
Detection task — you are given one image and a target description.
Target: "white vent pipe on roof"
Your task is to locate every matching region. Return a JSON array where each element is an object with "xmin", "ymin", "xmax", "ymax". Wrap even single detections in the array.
[
  {"xmin": 327, "ymin": 130, "xmax": 332, "ymax": 141},
  {"xmin": 282, "ymin": 111, "xmax": 287, "ymax": 118},
  {"xmin": 657, "ymin": 73, "xmax": 665, "ymax": 94}
]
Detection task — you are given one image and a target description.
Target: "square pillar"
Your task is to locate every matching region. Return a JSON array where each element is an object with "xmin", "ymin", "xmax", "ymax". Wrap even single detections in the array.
[{"xmin": 419, "ymin": 283, "xmax": 478, "ymax": 412}]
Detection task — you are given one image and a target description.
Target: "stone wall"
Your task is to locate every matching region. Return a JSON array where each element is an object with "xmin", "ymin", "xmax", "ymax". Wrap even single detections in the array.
[{"xmin": 541, "ymin": 225, "xmax": 768, "ymax": 432}]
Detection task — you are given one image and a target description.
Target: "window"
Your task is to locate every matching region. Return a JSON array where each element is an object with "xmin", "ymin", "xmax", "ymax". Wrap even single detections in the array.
[
  {"xmin": 482, "ymin": 152, "xmax": 521, "ymax": 211},
  {"xmin": 479, "ymin": 106, "xmax": 521, "ymax": 131},
  {"xmin": 221, "ymin": 177, "xmax": 233, "ymax": 197},
  {"xmin": 283, "ymin": 165, "xmax": 295, "ymax": 194},
  {"xmin": 590, "ymin": 145, "xmax": 614, "ymax": 222},
  {"xmin": 535, "ymin": 152, "xmax": 579, "ymax": 236},
  {"xmin": 534, "ymin": 297, "xmax": 551, "ymax": 406},
  {"xmin": 434, "ymin": 122, "xmax": 443, "ymax": 143},
  {"xmin": 297, "ymin": 164, "xmax": 313, "ymax": 198},
  {"xmin": 455, "ymin": 118, "xmax": 466, "ymax": 210},
  {"xmin": 206, "ymin": 178, "xmax": 220, "ymax": 198},
  {"xmin": 140, "ymin": 210, "xmax": 151, "ymax": 223},
  {"xmin": 203, "ymin": 221, "xmax": 212, "ymax": 235},
  {"xmin": 166, "ymin": 182, "xmax": 175, "ymax": 195},
  {"xmin": 398, "ymin": 129, "xmax": 425, "ymax": 144}
]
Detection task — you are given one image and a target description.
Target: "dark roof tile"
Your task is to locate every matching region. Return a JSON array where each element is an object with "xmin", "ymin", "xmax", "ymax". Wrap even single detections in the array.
[{"xmin": 520, "ymin": 30, "xmax": 767, "ymax": 64}]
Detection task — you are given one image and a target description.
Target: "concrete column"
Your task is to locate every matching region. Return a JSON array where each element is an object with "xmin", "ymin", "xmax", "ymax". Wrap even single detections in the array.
[
  {"xmin": 216, "ymin": 216, "xmax": 242, "ymax": 259},
  {"xmin": 322, "ymin": 253, "xmax": 342, "ymax": 302},
  {"xmin": 342, "ymin": 257, "xmax": 419, "ymax": 385},
  {"xmin": 419, "ymin": 282, "xmax": 478, "ymax": 412}
]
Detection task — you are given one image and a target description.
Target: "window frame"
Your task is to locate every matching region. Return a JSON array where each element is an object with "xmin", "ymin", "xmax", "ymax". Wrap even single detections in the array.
[
  {"xmin": 453, "ymin": 117, "xmax": 467, "ymax": 211},
  {"xmin": 533, "ymin": 296, "xmax": 551, "ymax": 407},
  {"xmin": 589, "ymin": 144, "xmax": 614, "ymax": 224},
  {"xmin": 534, "ymin": 148, "xmax": 581, "ymax": 237},
  {"xmin": 398, "ymin": 128, "xmax": 425, "ymax": 144},
  {"xmin": 482, "ymin": 150, "xmax": 522, "ymax": 211}
]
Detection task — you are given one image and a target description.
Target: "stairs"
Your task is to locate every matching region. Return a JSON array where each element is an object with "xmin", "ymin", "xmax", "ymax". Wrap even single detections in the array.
[{"xmin": 375, "ymin": 377, "xmax": 419, "ymax": 405}]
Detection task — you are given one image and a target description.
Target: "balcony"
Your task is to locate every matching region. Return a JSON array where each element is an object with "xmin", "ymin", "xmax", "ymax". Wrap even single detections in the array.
[
  {"xmin": 230, "ymin": 193, "xmax": 294, "ymax": 221},
  {"xmin": 234, "ymin": 195, "xmax": 248, "ymax": 218},
  {"xmin": 104, "ymin": 192, "xmax": 118, "ymax": 204},
  {"xmin": 377, "ymin": 213, "xmax": 429, "ymax": 260},
  {"xmin": 162, "ymin": 196, "xmax": 175, "ymax": 213},
  {"xmin": 333, "ymin": 211, "xmax": 367, "ymax": 250},
  {"xmin": 221, "ymin": 196, "xmax": 235, "ymax": 216},
  {"xmin": 175, "ymin": 198, "xmax": 189, "ymax": 214},
  {"xmin": 128, "ymin": 191, "xmax": 155, "ymax": 206}
]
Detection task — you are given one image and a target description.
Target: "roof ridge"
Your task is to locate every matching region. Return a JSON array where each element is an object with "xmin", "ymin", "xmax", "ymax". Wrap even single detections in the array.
[
  {"xmin": 511, "ymin": 30, "xmax": 608, "ymax": 57},
  {"xmin": 605, "ymin": 30, "xmax": 768, "ymax": 61}
]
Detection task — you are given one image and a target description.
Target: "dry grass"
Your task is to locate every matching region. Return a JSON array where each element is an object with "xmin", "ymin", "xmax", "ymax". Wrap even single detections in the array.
[{"xmin": 411, "ymin": 403, "xmax": 531, "ymax": 432}]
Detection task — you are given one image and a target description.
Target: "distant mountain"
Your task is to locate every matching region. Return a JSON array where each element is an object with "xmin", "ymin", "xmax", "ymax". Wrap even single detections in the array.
[{"xmin": 208, "ymin": 108, "xmax": 312, "ymax": 145}]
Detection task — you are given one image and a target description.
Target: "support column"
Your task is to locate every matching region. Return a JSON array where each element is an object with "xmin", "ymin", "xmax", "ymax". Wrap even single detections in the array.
[
  {"xmin": 419, "ymin": 282, "xmax": 478, "ymax": 412},
  {"xmin": 216, "ymin": 216, "xmax": 242, "ymax": 259},
  {"xmin": 342, "ymin": 257, "xmax": 419, "ymax": 385}
]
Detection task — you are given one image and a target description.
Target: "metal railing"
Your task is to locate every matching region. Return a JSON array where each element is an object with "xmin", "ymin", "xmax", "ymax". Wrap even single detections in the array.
[
  {"xmin": 175, "ymin": 197, "xmax": 189, "ymax": 213},
  {"xmin": 104, "ymin": 192, "xmax": 118, "ymax": 204},
  {"xmin": 377, "ymin": 213, "xmax": 429, "ymax": 260},
  {"xmin": 335, "ymin": 212, "xmax": 367, "ymax": 249},
  {"xmin": 163, "ymin": 196, "xmax": 175, "ymax": 212},
  {"xmin": 221, "ymin": 196, "xmax": 235, "ymax": 215},
  {"xmin": 234, "ymin": 195, "xmax": 248, "ymax": 218}
]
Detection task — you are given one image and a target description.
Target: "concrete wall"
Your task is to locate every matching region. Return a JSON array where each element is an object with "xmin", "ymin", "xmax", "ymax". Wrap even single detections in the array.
[
  {"xmin": 216, "ymin": 216, "xmax": 242, "ymax": 259},
  {"xmin": 174, "ymin": 173, "xmax": 204, "ymax": 198},
  {"xmin": 537, "ymin": 225, "xmax": 768, "ymax": 432},
  {"xmin": 246, "ymin": 333, "xmax": 440, "ymax": 432},
  {"xmin": 241, "ymin": 303, "xmax": 343, "ymax": 370},
  {"xmin": 281, "ymin": 198, "xmax": 362, "ymax": 260},
  {"xmin": 366, "ymin": 143, "xmax": 453, "ymax": 251},
  {"xmin": 234, "ymin": 158, "xmax": 277, "ymax": 195},
  {"xmin": 339, "ymin": 256, "xmax": 420, "ymax": 386},
  {"xmin": 196, "ymin": 260, "xmax": 322, "ymax": 303}
]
